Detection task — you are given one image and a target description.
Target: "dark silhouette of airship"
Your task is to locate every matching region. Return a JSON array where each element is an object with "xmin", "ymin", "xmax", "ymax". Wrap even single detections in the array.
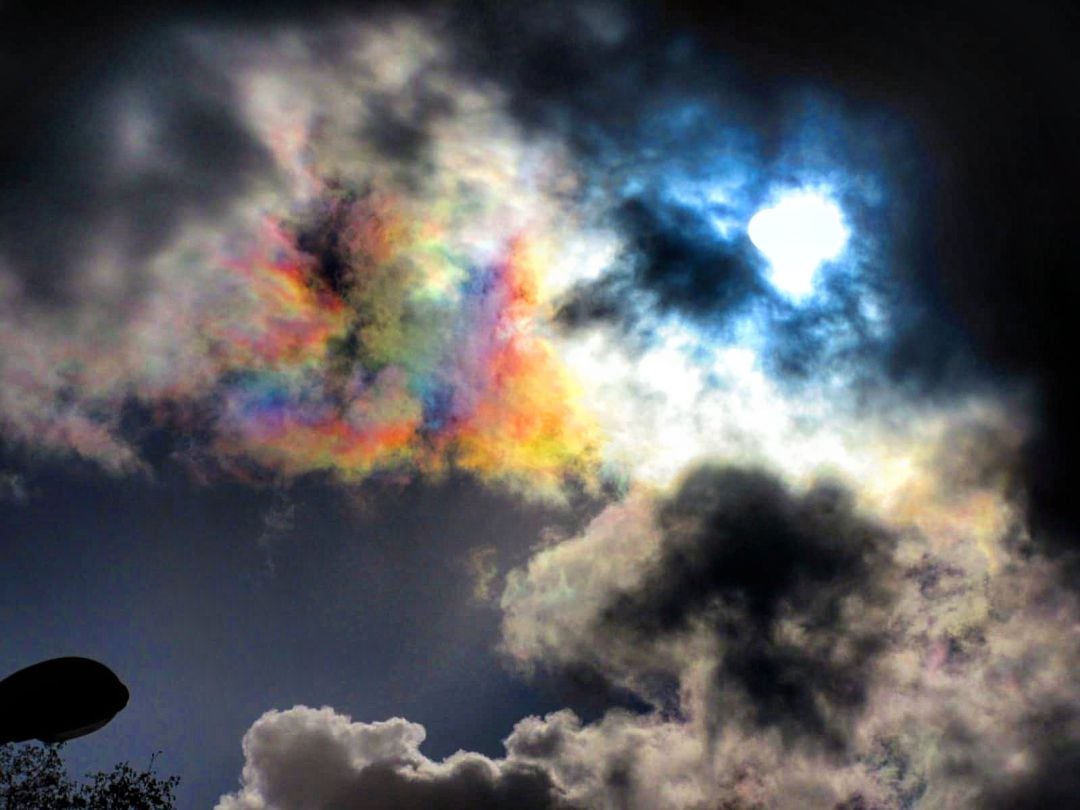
[{"xmin": 0, "ymin": 657, "xmax": 129, "ymax": 744}]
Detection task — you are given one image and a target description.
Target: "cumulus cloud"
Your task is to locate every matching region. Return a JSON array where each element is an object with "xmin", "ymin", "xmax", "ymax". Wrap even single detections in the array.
[
  {"xmin": 219, "ymin": 703, "xmax": 902, "ymax": 810},
  {"xmin": 496, "ymin": 459, "xmax": 1080, "ymax": 807},
  {"xmin": 215, "ymin": 706, "xmax": 574, "ymax": 810},
  {"xmin": 602, "ymin": 468, "xmax": 896, "ymax": 745},
  {"xmin": 503, "ymin": 467, "xmax": 899, "ymax": 747}
]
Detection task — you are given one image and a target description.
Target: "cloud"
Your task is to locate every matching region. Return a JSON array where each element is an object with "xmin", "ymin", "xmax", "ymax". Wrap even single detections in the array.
[
  {"xmin": 448, "ymin": 2, "xmax": 945, "ymax": 394},
  {"xmin": 253, "ymin": 487, "xmax": 297, "ymax": 575},
  {"xmin": 465, "ymin": 544, "xmax": 500, "ymax": 602},
  {"xmin": 0, "ymin": 469, "xmax": 28, "ymax": 504},
  {"xmin": 497, "ymin": 453, "xmax": 1079, "ymax": 807},
  {"xmin": 0, "ymin": 3, "xmax": 1016, "ymax": 514},
  {"xmin": 220, "ymin": 703, "xmax": 905, "ymax": 810},
  {"xmin": 0, "ymin": 12, "xmax": 273, "ymax": 305},
  {"xmin": 639, "ymin": 2, "xmax": 1080, "ymax": 568},
  {"xmin": 561, "ymin": 194, "xmax": 764, "ymax": 326},
  {"xmin": 447, "ymin": 0, "xmax": 1080, "ymax": 575},
  {"xmin": 504, "ymin": 466, "xmax": 898, "ymax": 749},
  {"xmin": 0, "ymin": 15, "xmax": 613, "ymax": 497},
  {"xmin": 6, "ymin": 4, "xmax": 1080, "ymax": 803},
  {"xmin": 215, "ymin": 706, "xmax": 575, "ymax": 810},
  {"xmin": 602, "ymin": 468, "xmax": 896, "ymax": 745}
]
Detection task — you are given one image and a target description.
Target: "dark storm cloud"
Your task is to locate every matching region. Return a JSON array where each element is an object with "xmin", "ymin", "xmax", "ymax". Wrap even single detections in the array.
[
  {"xmin": 557, "ymin": 196, "xmax": 764, "ymax": 327},
  {"xmin": 446, "ymin": 1, "xmax": 642, "ymax": 134},
  {"xmin": 0, "ymin": 0, "xmax": 455, "ymax": 306},
  {"xmin": 294, "ymin": 189, "xmax": 365, "ymax": 299},
  {"xmin": 359, "ymin": 81, "xmax": 456, "ymax": 172},
  {"xmin": 601, "ymin": 467, "xmax": 896, "ymax": 746},
  {"xmin": 978, "ymin": 705, "xmax": 1080, "ymax": 810},
  {"xmin": 0, "ymin": 3, "xmax": 277, "ymax": 303}
]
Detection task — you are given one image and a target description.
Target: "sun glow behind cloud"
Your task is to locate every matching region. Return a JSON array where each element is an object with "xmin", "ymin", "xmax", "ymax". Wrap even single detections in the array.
[{"xmin": 748, "ymin": 188, "xmax": 850, "ymax": 299}]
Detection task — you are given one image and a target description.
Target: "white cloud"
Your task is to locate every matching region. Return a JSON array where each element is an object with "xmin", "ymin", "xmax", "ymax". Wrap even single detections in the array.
[{"xmin": 215, "ymin": 706, "xmax": 571, "ymax": 810}]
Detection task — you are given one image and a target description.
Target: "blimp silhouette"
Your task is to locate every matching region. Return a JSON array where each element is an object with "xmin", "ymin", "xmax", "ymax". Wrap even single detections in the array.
[{"xmin": 0, "ymin": 657, "xmax": 129, "ymax": 744}]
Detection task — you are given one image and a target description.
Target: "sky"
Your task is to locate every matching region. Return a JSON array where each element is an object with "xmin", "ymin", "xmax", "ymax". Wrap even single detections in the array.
[{"xmin": 1, "ymin": 1, "xmax": 1079, "ymax": 807}]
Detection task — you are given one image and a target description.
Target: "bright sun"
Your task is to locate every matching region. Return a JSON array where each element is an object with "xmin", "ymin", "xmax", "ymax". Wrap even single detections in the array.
[{"xmin": 747, "ymin": 189, "xmax": 850, "ymax": 299}]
